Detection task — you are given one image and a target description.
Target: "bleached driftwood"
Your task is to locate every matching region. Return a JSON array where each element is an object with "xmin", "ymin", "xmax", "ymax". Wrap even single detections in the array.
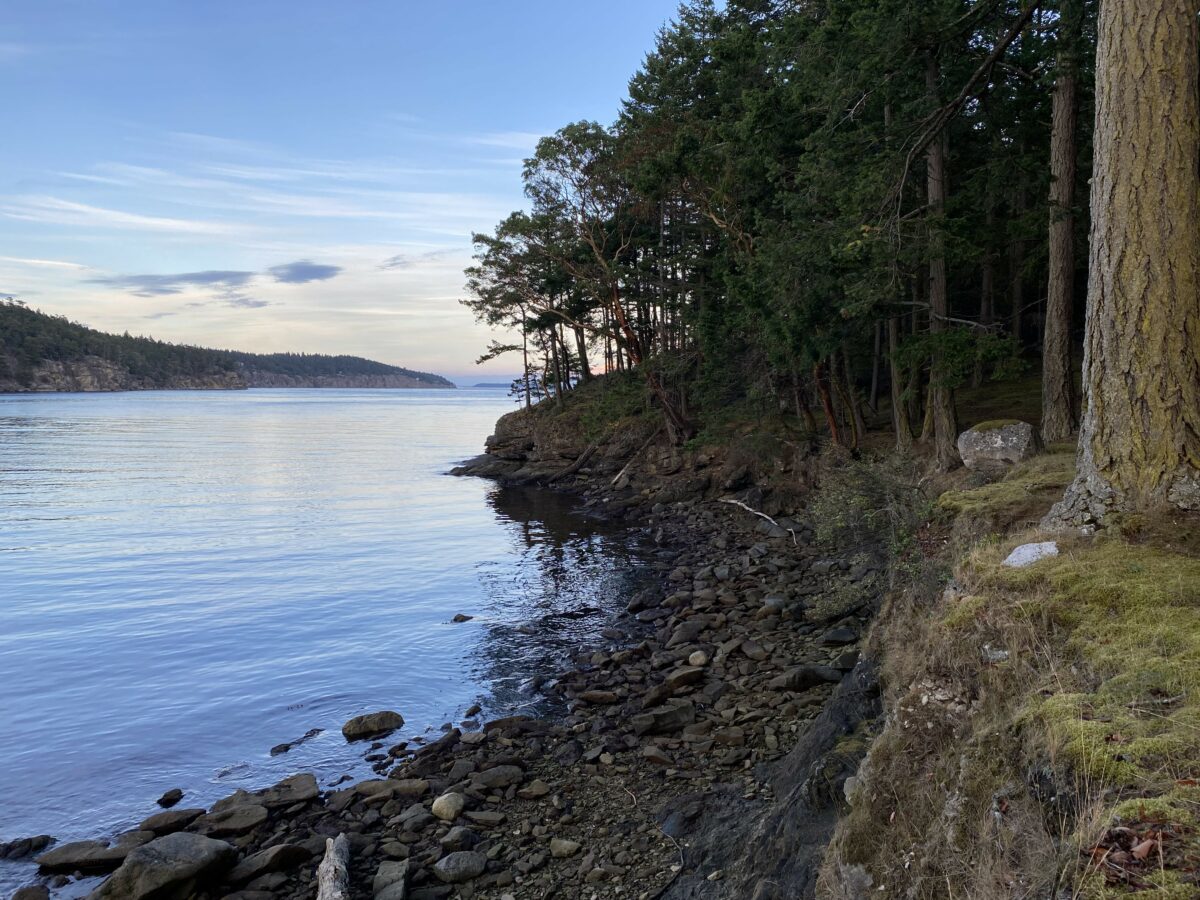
[
  {"xmin": 717, "ymin": 497, "xmax": 799, "ymax": 545},
  {"xmin": 610, "ymin": 427, "xmax": 664, "ymax": 487},
  {"xmin": 316, "ymin": 834, "xmax": 350, "ymax": 900}
]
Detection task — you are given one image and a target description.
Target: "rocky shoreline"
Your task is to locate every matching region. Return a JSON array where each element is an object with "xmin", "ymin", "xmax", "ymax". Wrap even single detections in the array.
[{"xmin": 4, "ymin": 408, "xmax": 884, "ymax": 900}]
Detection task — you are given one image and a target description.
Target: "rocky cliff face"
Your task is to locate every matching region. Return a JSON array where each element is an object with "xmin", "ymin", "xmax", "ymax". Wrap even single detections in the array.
[
  {"xmin": 241, "ymin": 371, "xmax": 453, "ymax": 389},
  {"xmin": 0, "ymin": 357, "xmax": 245, "ymax": 392},
  {"xmin": 0, "ymin": 357, "xmax": 455, "ymax": 393}
]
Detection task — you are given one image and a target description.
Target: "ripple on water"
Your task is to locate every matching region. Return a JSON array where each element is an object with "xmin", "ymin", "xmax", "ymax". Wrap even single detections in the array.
[{"xmin": 0, "ymin": 389, "xmax": 652, "ymax": 895}]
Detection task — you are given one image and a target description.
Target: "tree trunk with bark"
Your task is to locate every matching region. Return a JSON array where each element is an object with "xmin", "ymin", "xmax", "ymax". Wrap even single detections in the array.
[
  {"xmin": 1042, "ymin": 2, "xmax": 1081, "ymax": 444},
  {"xmin": 1047, "ymin": 0, "xmax": 1200, "ymax": 525},
  {"xmin": 889, "ymin": 316, "xmax": 914, "ymax": 452},
  {"xmin": 926, "ymin": 51, "xmax": 960, "ymax": 471}
]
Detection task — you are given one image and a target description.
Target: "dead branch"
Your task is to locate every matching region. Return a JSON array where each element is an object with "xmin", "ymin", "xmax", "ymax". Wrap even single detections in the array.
[
  {"xmin": 717, "ymin": 498, "xmax": 799, "ymax": 546},
  {"xmin": 611, "ymin": 427, "xmax": 664, "ymax": 487},
  {"xmin": 546, "ymin": 442, "xmax": 600, "ymax": 484}
]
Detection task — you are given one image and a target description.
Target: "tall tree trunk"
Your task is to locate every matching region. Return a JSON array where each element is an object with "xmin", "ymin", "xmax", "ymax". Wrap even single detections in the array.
[
  {"xmin": 574, "ymin": 326, "xmax": 592, "ymax": 383},
  {"xmin": 794, "ymin": 372, "xmax": 818, "ymax": 432},
  {"xmin": 1047, "ymin": 0, "xmax": 1200, "ymax": 525},
  {"xmin": 1009, "ymin": 182, "xmax": 1026, "ymax": 346},
  {"xmin": 1042, "ymin": 2, "xmax": 1082, "ymax": 443},
  {"xmin": 889, "ymin": 317, "xmax": 914, "ymax": 452},
  {"xmin": 869, "ymin": 321, "xmax": 882, "ymax": 411},
  {"xmin": 925, "ymin": 51, "xmax": 960, "ymax": 470},
  {"xmin": 841, "ymin": 346, "xmax": 868, "ymax": 442},
  {"xmin": 520, "ymin": 307, "xmax": 531, "ymax": 409},
  {"xmin": 973, "ymin": 198, "xmax": 996, "ymax": 388},
  {"xmin": 814, "ymin": 361, "xmax": 842, "ymax": 448}
]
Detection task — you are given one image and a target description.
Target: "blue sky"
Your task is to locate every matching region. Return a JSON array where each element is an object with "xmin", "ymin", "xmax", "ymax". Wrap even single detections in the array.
[{"xmin": 0, "ymin": 1, "xmax": 680, "ymax": 382}]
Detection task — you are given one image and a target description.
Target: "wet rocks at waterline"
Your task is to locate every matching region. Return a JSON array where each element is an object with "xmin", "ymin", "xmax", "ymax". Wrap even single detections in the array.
[{"xmin": 15, "ymin": 480, "xmax": 878, "ymax": 900}]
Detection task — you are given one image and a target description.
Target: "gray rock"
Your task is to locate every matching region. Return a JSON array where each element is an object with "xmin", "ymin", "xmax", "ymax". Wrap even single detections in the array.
[
  {"xmin": 439, "ymin": 827, "xmax": 478, "ymax": 851},
  {"xmin": 343, "ymin": 710, "xmax": 405, "ymax": 740},
  {"xmin": 374, "ymin": 859, "xmax": 411, "ymax": 900},
  {"xmin": 138, "ymin": 808, "xmax": 204, "ymax": 836},
  {"xmin": 194, "ymin": 804, "xmax": 267, "ymax": 837},
  {"xmin": 821, "ymin": 626, "xmax": 857, "ymax": 646},
  {"xmin": 957, "ymin": 420, "xmax": 1038, "ymax": 472},
  {"xmin": 88, "ymin": 833, "xmax": 236, "ymax": 900},
  {"xmin": 464, "ymin": 809, "xmax": 505, "ymax": 827},
  {"xmin": 432, "ymin": 850, "xmax": 487, "ymax": 884},
  {"xmin": 431, "ymin": 792, "xmax": 465, "ymax": 821},
  {"xmin": 258, "ymin": 772, "xmax": 319, "ymax": 808},
  {"xmin": 550, "ymin": 838, "xmax": 581, "ymax": 858},
  {"xmin": 664, "ymin": 666, "xmax": 705, "ymax": 692},
  {"xmin": 227, "ymin": 843, "xmax": 310, "ymax": 884},
  {"xmin": 37, "ymin": 835, "xmax": 150, "ymax": 874},
  {"xmin": 631, "ymin": 700, "xmax": 696, "ymax": 735},
  {"xmin": 156, "ymin": 789, "xmax": 184, "ymax": 808},
  {"xmin": 1002, "ymin": 541, "xmax": 1059, "ymax": 568},
  {"xmin": 1, "ymin": 835, "xmax": 54, "ymax": 860},
  {"xmin": 666, "ymin": 619, "xmax": 705, "ymax": 648},
  {"xmin": 12, "ymin": 887, "xmax": 49, "ymax": 900},
  {"xmin": 767, "ymin": 665, "xmax": 842, "ymax": 692},
  {"xmin": 474, "ymin": 764, "xmax": 523, "ymax": 789}
]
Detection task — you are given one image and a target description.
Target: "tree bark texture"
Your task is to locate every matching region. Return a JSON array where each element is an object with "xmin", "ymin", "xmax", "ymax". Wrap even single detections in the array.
[
  {"xmin": 926, "ymin": 51, "xmax": 960, "ymax": 471},
  {"xmin": 1047, "ymin": 0, "xmax": 1200, "ymax": 525},
  {"xmin": 1042, "ymin": 10, "xmax": 1081, "ymax": 444}
]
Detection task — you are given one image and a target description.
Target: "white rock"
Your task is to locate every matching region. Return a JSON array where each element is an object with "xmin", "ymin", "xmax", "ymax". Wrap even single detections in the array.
[
  {"xmin": 431, "ymin": 792, "xmax": 465, "ymax": 822},
  {"xmin": 1002, "ymin": 541, "xmax": 1058, "ymax": 568}
]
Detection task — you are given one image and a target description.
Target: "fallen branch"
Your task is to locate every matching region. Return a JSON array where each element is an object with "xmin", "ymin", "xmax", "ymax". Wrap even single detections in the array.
[
  {"xmin": 717, "ymin": 498, "xmax": 799, "ymax": 546},
  {"xmin": 546, "ymin": 442, "xmax": 599, "ymax": 484},
  {"xmin": 610, "ymin": 427, "xmax": 664, "ymax": 487},
  {"xmin": 316, "ymin": 834, "xmax": 350, "ymax": 900}
]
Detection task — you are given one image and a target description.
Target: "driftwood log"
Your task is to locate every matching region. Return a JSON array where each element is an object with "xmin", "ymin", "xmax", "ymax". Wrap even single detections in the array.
[
  {"xmin": 717, "ymin": 497, "xmax": 799, "ymax": 545},
  {"xmin": 316, "ymin": 834, "xmax": 350, "ymax": 900},
  {"xmin": 610, "ymin": 427, "xmax": 664, "ymax": 487},
  {"xmin": 546, "ymin": 441, "xmax": 599, "ymax": 484}
]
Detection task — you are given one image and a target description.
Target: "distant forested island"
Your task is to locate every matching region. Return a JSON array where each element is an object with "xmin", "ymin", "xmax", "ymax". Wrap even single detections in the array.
[{"xmin": 0, "ymin": 300, "xmax": 453, "ymax": 392}]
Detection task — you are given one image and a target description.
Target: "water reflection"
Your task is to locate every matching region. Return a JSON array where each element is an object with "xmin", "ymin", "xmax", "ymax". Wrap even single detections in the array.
[
  {"xmin": 468, "ymin": 486, "xmax": 652, "ymax": 715},
  {"xmin": 0, "ymin": 391, "xmax": 655, "ymax": 897}
]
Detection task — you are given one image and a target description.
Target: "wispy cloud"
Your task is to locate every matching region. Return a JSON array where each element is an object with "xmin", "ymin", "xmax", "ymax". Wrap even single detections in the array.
[
  {"xmin": 268, "ymin": 260, "xmax": 342, "ymax": 284},
  {"xmin": 88, "ymin": 270, "xmax": 254, "ymax": 297},
  {"xmin": 0, "ymin": 255, "xmax": 90, "ymax": 271},
  {"xmin": 2, "ymin": 196, "xmax": 249, "ymax": 236},
  {"xmin": 379, "ymin": 248, "xmax": 455, "ymax": 270},
  {"xmin": 226, "ymin": 295, "xmax": 269, "ymax": 308},
  {"xmin": 469, "ymin": 131, "xmax": 545, "ymax": 151},
  {"xmin": 0, "ymin": 42, "xmax": 31, "ymax": 64}
]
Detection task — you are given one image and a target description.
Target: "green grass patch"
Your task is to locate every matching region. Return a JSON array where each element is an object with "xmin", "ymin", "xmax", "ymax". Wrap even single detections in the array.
[
  {"xmin": 964, "ymin": 535, "xmax": 1200, "ymax": 894},
  {"xmin": 937, "ymin": 448, "xmax": 1076, "ymax": 533}
]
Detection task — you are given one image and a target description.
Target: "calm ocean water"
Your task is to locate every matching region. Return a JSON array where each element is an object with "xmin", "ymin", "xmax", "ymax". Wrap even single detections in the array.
[{"xmin": 0, "ymin": 389, "xmax": 650, "ymax": 892}]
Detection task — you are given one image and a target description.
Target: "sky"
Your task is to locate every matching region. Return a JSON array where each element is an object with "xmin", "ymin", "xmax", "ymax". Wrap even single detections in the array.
[{"xmin": 0, "ymin": 1, "xmax": 681, "ymax": 384}]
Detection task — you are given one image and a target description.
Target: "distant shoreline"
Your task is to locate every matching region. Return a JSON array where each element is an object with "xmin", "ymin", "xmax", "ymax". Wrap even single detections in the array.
[{"xmin": 0, "ymin": 382, "xmax": 458, "ymax": 395}]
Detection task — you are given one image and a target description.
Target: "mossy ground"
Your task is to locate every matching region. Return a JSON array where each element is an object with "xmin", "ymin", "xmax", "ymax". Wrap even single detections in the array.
[
  {"xmin": 820, "ymin": 443, "xmax": 1200, "ymax": 898},
  {"xmin": 963, "ymin": 532, "xmax": 1200, "ymax": 895}
]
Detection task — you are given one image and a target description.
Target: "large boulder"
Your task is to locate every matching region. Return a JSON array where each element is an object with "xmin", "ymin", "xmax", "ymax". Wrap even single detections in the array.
[
  {"xmin": 138, "ymin": 808, "xmax": 205, "ymax": 836},
  {"xmin": 226, "ymin": 843, "xmax": 310, "ymax": 884},
  {"xmin": 432, "ymin": 850, "xmax": 487, "ymax": 884},
  {"xmin": 193, "ymin": 804, "xmax": 267, "ymax": 837},
  {"xmin": 342, "ymin": 710, "xmax": 404, "ymax": 740},
  {"xmin": 37, "ymin": 832, "xmax": 153, "ymax": 874},
  {"xmin": 258, "ymin": 772, "xmax": 319, "ymax": 808},
  {"xmin": 88, "ymin": 833, "xmax": 236, "ymax": 899},
  {"xmin": 957, "ymin": 420, "xmax": 1039, "ymax": 473},
  {"xmin": 631, "ymin": 700, "xmax": 696, "ymax": 735}
]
